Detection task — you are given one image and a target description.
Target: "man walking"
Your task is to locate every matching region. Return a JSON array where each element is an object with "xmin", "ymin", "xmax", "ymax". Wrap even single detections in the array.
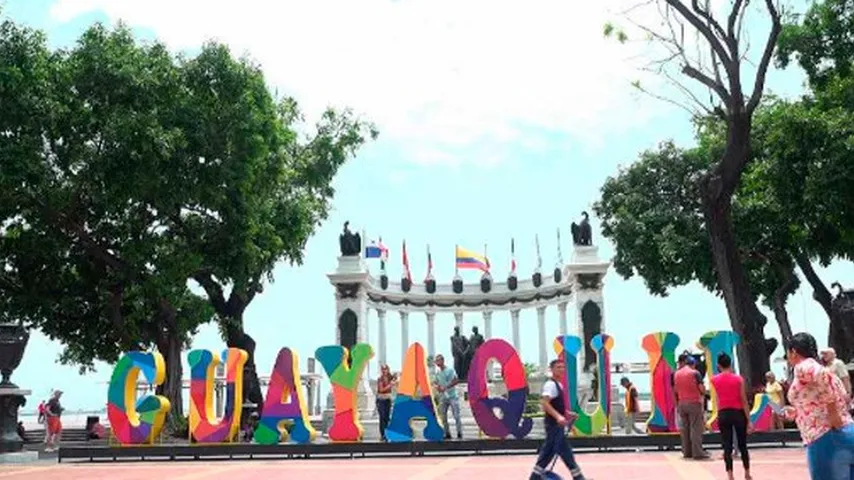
[
  {"xmin": 620, "ymin": 377, "xmax": 643, "ymax": 434},
  {"xmin": 674, "ymin": 353, "xmax": 709, "ymax": 460},
  {"xmin": 529, "ymin": 359, "xmax": 588, "ymax": 480},
  {"xmin": 433, "ymin": 354, "xmax": 462, "ymax": 440},
  {"xmin": 44, "ymin": 389, "xmax": 64, "ymax": 452}
]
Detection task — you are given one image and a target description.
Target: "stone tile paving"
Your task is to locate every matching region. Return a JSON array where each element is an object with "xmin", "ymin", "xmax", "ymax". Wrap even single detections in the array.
[{"xmin": 0, "ymin": 448, "xmax": 807, "ymax": 479}]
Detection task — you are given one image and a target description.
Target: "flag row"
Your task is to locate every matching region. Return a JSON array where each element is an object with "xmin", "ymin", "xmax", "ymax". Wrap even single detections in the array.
[{"xmin": 363, "ymin": 234, "xmax": 562, "ymax": 282}]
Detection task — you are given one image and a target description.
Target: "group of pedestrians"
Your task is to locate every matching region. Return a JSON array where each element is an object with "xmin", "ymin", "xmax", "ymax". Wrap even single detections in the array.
[
  {"xmin": 376, "ymin": 331, "xmax": 854, "ymax": 479},
  {"xmin": 669, "ymin": 332, "xmax": 854, "ymax": 480}
]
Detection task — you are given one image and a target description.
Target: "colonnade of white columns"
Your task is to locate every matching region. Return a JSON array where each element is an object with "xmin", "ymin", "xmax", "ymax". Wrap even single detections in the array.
[{"xmin": 371, "ymin": 302, "xmax": 570, "ymax": 371}]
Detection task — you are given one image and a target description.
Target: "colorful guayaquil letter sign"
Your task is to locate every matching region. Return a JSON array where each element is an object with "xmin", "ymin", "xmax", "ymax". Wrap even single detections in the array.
[
  {"xmin": 107, "ymin": 352, "xmax": 171, "ymax": 445},
  {"xmin": 188, "ymin": 348, "xmax": 248, "ymax": 443},
  {"xmin": 698, "ymin": 331, "xmax": 773, "ymax": 432},
  {"xmin": 467, "ymin": 338, "xmax": 532, "ymax": 439},
  {"xmin": 385, "ymin": 342, "xmax": 444, "ymax": 442},
  {"xmin": 254, "ymin": 348, "xmax": 317, "ymax": 444},
  {"xmin": 315, "ymin": 343, "xmax": 374, "ymax": 442},
  {"xmin": 642, "ymin": 332, "xmax": 680, "ymax": 434},
  {"xmin": 553, "ymin": 334, "xmax": 613, "ymax": 436}
]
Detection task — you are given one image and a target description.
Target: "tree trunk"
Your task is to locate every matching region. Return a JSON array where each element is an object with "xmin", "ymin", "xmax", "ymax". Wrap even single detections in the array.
[
  {"xmin": 794, "ymin": 254, "xmax": 854, "ymax": 361},
  {"xmin": 771, "ymin": 268, "xmax": 795, "ymax": 352},
  {"xmin": 221, "ymin": 312, "xmax": 264, "ymax": 424},
  {"xmin": 154, "ymin": 301, "xmax": 184, "ymax": 435},
  {"xmin": 700, "ymin": 118, "xmax": 774, "ymax": 389}
]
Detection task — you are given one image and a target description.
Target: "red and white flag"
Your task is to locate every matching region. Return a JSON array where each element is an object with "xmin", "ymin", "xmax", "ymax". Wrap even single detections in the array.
[
  {"xmin": 425, "ymin": 245, "xmax": 433, "ymax": 282},
  {"xmin": 510, "ymin": 238, "xmax": 517, "ymax": 274},
  {"xmin": 402, "ymin": 240, "xmax": 412, "ymax": 282}
]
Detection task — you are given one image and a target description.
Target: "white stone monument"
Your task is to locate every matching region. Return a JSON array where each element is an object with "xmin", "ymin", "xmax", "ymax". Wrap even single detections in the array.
[{"xmin": 324, "ymin": 248, "xmax": 376, "ymax": 428}]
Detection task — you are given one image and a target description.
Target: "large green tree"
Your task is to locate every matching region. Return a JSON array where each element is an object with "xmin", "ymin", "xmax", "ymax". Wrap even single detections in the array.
[
  {"xmin": 170, "ymin": 42, "xmax": 377, "ymax": 409},
  {"xmin": 593, "ymin": 121, "xmax": 799, "ymax": 351},
  {"xmin": 776, "ymin": 0, "xmax": 854, "ymax": 356},
  {"xmin": 595, "ymin": 99, "xmax": 854, "ymax": 362},
  {"xmin": 0, "ymin": 19, "xmax": 376, "ymax": 421},
  {"xmin": 605, "ymin": 0, "xmax": 784, "ymax": 385},
  {"xmin": 0, "ymin": 20, "xmax": 214, "ymax": 424}
]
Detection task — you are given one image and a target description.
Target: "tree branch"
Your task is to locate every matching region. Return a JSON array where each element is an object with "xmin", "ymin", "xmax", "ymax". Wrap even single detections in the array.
[
  {"xmin": 747, "ymin": 0, "xmax": 782, "ymax": 113},
  {"xmin": 192, "ymin": 270, "xmax": 229, "ymax": 316},
  {"xmin": 794, "ymin": 252, "xmax": 833, "ymax": 316},
  {"xmin": 664, "ymin": 0, "xmax": 733, "ymax": 71},
  {"xmin": 682, "ymin": 64, "xmax": 732, "ymax": 104},
  {"xmin": 690, "ymin": 0, "xmax": 728, "ymax": 45},
  {"xmin": 727, "ymin": 0, "xmax": 746, "ymax": 39}
]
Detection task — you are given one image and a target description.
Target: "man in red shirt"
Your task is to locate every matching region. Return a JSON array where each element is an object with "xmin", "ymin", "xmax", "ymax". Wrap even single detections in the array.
[{"xmin": 674, "ymin": 353, "xmax": 709, "ymax": 460}]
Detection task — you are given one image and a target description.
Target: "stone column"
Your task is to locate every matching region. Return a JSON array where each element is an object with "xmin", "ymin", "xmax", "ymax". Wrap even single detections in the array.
[
  {"xmin": 537, "ymin": 306, "xmax": 547, "ymax": 371},
  {"xmin": 327, "ymin": 257, "xmax": 374, "ymax": 418},
  {"xmin": 558, "ymin": 302, "xmax": 568, "ymax": 336},
  {"xmin": 483, "ymin": 311, "xmax": 493, "ymax": 339},
  {"xmin": 454, "ymin": 311, "xmax": 463, "ymax": 331},
  {"xmin": 426, "ymin": 312, "xmax": 436, "ymax": 358},
  {"xmin": 511, "ymin": 309, "xmax": 521, "ymax": 355},
  {"xmin": 567, "ymin": 243, "xmax": 610, "ymax": 392},
  {"xmin": 400, "ymin": 311, "xmax": 409, "ymax": 362},
  {"xmin": 377, "ymin": 309, "xmax": 387, "ymax": 366}
]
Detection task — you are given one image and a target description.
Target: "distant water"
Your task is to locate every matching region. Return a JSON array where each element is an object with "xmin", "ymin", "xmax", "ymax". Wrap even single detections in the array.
[{"xmin": 20, "ymin": 410, "xmax": 106, "ymax": 430}]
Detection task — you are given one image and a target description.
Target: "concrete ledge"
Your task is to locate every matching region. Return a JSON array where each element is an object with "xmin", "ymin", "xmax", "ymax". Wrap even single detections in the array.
[
  {"xmin": 58, "ymin": 429, "xmax": 802, "ymax": 463},
  {"xmin": 0, "ymin": 451, "xmax": 40, "ymax": 464}
]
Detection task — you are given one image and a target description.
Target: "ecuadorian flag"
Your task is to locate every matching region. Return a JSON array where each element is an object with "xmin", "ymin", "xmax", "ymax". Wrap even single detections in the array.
[{"xmin": 455, "ymin": 246, "xmax": 490, "ymax": 272}]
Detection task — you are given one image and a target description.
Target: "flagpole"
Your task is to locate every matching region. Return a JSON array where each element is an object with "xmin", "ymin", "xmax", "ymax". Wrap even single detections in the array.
[
  {"xmin": 379, "ymin": 235, "xmax": 386, "ymax": 273},
  {"xmin": 484, "ymin": 242, "xmax": 489, "ymax": 273},
  {"xmin": 511, "ymin": 237, "xmax": 516, "ymax": 274},
  {"xmin": 455, "ymin": 244, "xmax": 459, "ymax": 276}
]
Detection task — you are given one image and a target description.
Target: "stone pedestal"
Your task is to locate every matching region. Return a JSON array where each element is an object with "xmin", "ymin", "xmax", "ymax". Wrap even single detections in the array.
[
  {"xmin": 327, "ymin": 255, "xmax": 376, "ymax": 425},
  {"xmin": 0, "ymin": 388, "xmax": 29, "ymax": 453},
  {"xmin": 566, "ymin": 245, "xmax": 610, "ymax": 385}
]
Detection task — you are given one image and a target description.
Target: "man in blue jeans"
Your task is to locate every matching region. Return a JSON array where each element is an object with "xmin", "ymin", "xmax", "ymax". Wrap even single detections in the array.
[
  {"xmin": 529, "ymin": 359, "xmax": 588, "ymax": 480},
  {"xmin": 434, "ymin": 354, "xmax": 462, "ymax": 439}
]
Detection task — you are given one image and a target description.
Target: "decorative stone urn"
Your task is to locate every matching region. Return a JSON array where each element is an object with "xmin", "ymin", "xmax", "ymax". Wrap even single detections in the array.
[
  {"xmin": 0, "ymin": 323, "xmax": 28, "ymax": 388},
  {"xmin": 0, "ymin": 323, "xmax": 30, "ymax": 454}
]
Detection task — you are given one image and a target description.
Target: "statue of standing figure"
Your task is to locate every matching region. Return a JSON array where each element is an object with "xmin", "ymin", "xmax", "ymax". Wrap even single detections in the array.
[
  {"xmin": 450, "ymin": 327, "xmax": 469, "ymax": 381},
  {"xmin": 464, "ymin": 326, "xmax": 485, "ymax": 379}
]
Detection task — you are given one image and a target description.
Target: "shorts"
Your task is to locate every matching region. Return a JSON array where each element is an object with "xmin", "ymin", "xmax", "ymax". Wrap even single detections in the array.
[{"xmin": 47, "ymin": 417, "xmax": 62, "ymax": 435}]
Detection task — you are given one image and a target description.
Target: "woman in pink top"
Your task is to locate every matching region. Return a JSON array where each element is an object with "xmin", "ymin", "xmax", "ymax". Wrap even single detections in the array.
[
  {"xmin": 784, "ymin": 332, "xmax": 854, "ymax": 480},
  {"xmin": 710, "ymin": 353, "xmax": 752, "ymax": 480}
]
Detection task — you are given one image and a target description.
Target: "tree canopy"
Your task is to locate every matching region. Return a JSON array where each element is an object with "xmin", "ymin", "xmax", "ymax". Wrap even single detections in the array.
[
  {"xmin": 595, "ymin": 97, "xmax": 854, "ymax": 358},
  {"xmin": 0, "ymin": 19, "xmax": 376, "ymax": 423}
]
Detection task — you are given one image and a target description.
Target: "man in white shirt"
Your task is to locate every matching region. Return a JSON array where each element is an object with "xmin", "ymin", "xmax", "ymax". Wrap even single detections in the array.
[
  {"xmin": 821, "ymin": 348, "xmax": 851, "ymax": 398},
  {"xmin": 528, "ymin": 359, "xmax": 586, "ymax": 480}
]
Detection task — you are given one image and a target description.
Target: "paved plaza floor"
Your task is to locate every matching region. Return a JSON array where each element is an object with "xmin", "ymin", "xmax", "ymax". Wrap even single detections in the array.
[{"xmin": 0, "ymin": 448, "xmax": 806, "ymax": 479}]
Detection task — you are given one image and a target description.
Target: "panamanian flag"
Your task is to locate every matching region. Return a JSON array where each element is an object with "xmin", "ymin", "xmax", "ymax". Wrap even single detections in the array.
[{"xmin": 365, "ymin": 238, "xmax": 389, "ymax": 260}]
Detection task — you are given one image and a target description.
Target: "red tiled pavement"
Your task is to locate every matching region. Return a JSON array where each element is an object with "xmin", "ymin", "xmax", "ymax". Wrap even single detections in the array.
[{"xmin": 0, "ymin": 448, "xmax": 807, "ymax": 479}]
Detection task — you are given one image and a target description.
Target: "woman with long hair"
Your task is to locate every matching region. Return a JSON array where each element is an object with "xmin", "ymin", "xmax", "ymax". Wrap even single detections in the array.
[
  {"xmin": 784, "ymin": 332, "xmax": 854, "ymax": 479},
  {"xmin": 376, "ymin": 364, "xmax": 396, "ymax": 442},
  {"xmin": 710, "ymin": 353, "xmax": 752, "ymax": 480}
]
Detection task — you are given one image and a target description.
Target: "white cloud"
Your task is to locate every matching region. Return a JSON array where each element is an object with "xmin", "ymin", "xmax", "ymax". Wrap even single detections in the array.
[{"xmin": 49, "ymin": 0, "xmax": 674, "ymax": 166}]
